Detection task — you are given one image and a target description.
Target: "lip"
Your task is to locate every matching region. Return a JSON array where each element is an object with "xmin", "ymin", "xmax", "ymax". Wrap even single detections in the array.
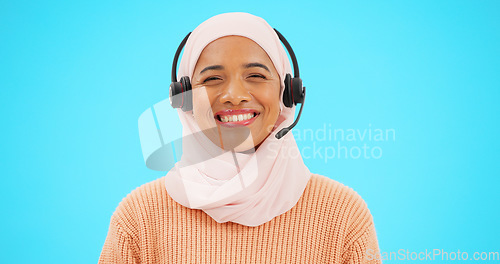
[{"xmin": 214, "ymin": 109, "xmax": 260, "ymax": 127}]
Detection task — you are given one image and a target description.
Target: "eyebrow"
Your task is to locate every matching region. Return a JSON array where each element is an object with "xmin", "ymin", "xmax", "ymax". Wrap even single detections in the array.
[
  {"xmin": 199, "ymin": 65, "xmax": 224, "ymax": 74},
  {"xmin": 198, "ymin": 62, "xmax": 271, "ymax": 75},
  {"xmin": 244, "ymin": 62, "xmax": 270, "ymax": 73}
]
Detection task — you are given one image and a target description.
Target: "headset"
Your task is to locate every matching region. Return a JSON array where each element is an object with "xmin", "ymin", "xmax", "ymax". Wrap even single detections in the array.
[{"xmin": 169, "ymin": 29, "xmax": 306, "ymax": 139}]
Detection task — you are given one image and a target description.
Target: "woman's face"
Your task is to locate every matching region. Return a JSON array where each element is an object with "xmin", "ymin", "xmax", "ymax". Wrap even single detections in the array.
[{"xmin": 191, "ymin": 36, "xmax": 281, "ymax": 152}]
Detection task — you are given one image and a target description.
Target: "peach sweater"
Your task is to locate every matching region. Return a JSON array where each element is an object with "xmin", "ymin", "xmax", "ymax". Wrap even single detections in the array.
[{"xmin": 99, "ymin": 174, "xmax": 381, "ymax": 263}]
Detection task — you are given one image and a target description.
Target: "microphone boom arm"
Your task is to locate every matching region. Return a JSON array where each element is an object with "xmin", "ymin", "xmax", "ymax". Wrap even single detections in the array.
[{"xmin": 275, "ymin": 86, "xmax": 306, "ymax": 139}]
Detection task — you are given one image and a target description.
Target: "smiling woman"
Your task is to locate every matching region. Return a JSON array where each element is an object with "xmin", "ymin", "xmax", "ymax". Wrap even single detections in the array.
[
  {"xmin": 191, "ymin": 35, "xmax": 281, "ymax": 151},
  {"xmin": 99, "ymin": 12, "xmax": 382, "ymax": 264}
]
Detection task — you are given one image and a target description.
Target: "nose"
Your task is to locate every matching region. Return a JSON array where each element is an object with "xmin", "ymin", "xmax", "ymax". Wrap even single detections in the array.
[{"xmin": 219, "ymin": 78, "xmax": 252, "ymax": 105}]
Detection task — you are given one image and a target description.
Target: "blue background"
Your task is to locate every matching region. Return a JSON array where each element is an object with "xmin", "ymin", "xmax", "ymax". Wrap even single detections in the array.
[{"xmin": 1, "ymin": 0, "xmax": 499, "ymax": 263}]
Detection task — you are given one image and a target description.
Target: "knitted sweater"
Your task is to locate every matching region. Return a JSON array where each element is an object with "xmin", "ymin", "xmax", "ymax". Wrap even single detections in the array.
[{"xmin": 98, "ymin": 174, "xmax": 381, "ymax": 263}]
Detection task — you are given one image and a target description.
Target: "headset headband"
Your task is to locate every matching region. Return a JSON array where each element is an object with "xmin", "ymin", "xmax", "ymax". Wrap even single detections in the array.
[{"xmin": 171, "ymin": 29, "xmax": 299, "ymax": 82}]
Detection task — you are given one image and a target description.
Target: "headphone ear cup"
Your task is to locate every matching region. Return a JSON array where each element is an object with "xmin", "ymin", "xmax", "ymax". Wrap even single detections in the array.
[
  {"xmin": 169, "ymin": 81, "xmax": 183, "ymax": 108},
  {"xmin": 291, "ymin": 77, "xmax": 304, "ymax": 104},
  {"xmin": 282, "ymin": 74, "xmax": 293, "ymax": 108},
  {"xmin": 180, "ymin": 76, "xmax": 193, "ymax": 112}
]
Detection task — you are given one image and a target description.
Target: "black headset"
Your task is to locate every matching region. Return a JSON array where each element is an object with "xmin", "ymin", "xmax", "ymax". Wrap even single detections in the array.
[{"xmin": 169, "ymin": 29, "xmax": 305, "ymax": 139}]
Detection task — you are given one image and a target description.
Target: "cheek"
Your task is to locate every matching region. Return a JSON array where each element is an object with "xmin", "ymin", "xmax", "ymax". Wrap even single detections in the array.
[
  {"xmin": 192, "ymin": 87, "xmax": 217, "ymax": 127},
  {"xmin": 193, "ymin": 87, "xmax": 210, "ymax": 109},
  {"xmin": 258, "ymin": 85, "xmax": 282, "ymax": 131},
  {"xmin": 260, "ymin": 85, "xmax": 281, "ymax": 114}
]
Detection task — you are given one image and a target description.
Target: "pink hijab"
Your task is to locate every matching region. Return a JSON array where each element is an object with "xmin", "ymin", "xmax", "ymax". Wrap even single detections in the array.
[{"xmin": 164, "ymin": 12, "xmax": 312, "ymax": 227}]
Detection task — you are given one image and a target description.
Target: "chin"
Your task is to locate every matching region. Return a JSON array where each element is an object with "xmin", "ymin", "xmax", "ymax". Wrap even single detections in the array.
[
  {"xmin": 224, "ymin": 130, "xmax": 257, "ymax": 152},
  {"xmin": 232, "ymin": 139, "xmax": 259, "ymax": 153},
  {"xmin": 204, "ymin": 128, "xmax": 262, "ymax": 153}
]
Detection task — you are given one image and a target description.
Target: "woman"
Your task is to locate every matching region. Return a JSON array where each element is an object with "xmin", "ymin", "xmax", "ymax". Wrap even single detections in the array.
[{"xmin": 99, "ymin": 12, "xmax": 381, "ymax": 263}]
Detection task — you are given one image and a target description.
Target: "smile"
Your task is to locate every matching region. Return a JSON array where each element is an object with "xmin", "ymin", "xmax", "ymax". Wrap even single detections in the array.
[{"xmin": 214, "ymin": 109, "xmax": 260, "ymax": 127}]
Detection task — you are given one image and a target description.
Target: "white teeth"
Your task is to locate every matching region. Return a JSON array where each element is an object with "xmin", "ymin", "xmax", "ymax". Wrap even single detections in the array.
[{"xmin": 219, "ymin": 113, "xmax": 256, "ymax": 123}]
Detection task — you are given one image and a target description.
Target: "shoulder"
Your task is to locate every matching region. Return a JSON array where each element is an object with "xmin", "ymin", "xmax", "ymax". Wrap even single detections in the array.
[
  {"xmin": 110, "ymin": 177, "xmax": 170, "ymax": 232},
  {"xmin": 307, "ymin": 174, "xmax": 371, "ymax": 211},
  {"xmin": 306, "ymin": 174, "xmax": 375, "ymax": 238}
]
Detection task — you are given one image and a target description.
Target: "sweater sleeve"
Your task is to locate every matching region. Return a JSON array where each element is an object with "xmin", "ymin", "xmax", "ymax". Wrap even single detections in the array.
[
  {"xmin": 345, "ymin": 222, "xmax": 382, "ymax": 264},
  {"xmin": 98, "ymin": 214, "xmax": 140, "ymax": 264}
]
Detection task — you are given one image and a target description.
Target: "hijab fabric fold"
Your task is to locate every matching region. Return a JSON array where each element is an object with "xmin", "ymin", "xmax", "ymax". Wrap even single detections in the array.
[{"xmin": 164, "ymin": 12, "xmax": 312, "ymax": 227}]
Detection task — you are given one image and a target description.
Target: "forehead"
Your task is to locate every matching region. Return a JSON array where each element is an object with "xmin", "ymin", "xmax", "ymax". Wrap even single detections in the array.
[{"xmin": 195, "ymin": 36, "xmax": 275, "ymax": 68}]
